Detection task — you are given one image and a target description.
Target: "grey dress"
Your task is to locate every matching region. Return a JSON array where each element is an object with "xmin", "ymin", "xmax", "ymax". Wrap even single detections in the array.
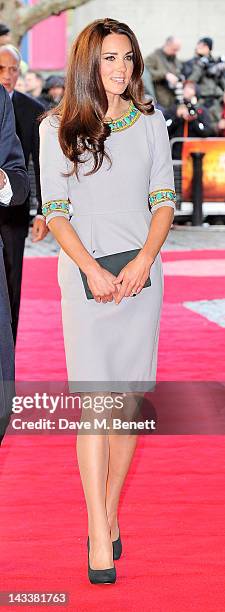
[{"xmin": 39, "ymin": 104, "xmax": 176, "ymax": 391}]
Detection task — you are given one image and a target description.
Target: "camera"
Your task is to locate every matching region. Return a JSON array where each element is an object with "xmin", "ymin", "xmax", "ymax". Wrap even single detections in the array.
[
  {"xmin": 183, "ymin": 100, "xmax": 198, "ymax": 117},
  {"xmin": 167, "ymin": 75, "xmax": 186, "ymax": 104},
  {"xmin": 174, "ymin": 82, "xmax": 198, "ymax": 117},
  {"xmin": 199, "ymin": 55, "xmax": 225, "ymax": 78},
  {"xmin": 174, "ymin": 80, "xmax": 185, "ymax": 104}
]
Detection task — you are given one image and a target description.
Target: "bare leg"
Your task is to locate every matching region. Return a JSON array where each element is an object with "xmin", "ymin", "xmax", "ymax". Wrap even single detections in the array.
[
  {"xmin": 106, "ymin": 432, "xmax": 138, "ymax": 540},
  {"xmin": 76, "ymin": 403, "xmax": 113, "ymax": 569},
  {"xmin": 76, "ymin": 392, "xmax": 143, "ymax": 565},
  {"xmin": 106, "ymin": 393, "xmax": 143, "ymax": 539}
]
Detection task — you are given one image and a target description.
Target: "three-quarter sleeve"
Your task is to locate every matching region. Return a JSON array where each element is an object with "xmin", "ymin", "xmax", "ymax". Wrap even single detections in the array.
[
  {"xmin": 39, "ymin": 116, "xmax": 70, "ymax": 224},
  {"xmin": 146, "ymin": 109, "xmax": 176, "ymax": 214}
]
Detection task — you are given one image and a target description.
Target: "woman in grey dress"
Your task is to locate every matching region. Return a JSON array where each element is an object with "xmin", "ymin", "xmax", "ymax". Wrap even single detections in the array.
[{"xmin": 39, "ymin": 18, "xmax": 176, "ymax": 584}]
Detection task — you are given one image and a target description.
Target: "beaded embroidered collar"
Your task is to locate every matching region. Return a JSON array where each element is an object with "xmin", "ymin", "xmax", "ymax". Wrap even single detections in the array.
[{"xmin": 106, "ymin": 101, "xmax": 141, "ymax": 132}]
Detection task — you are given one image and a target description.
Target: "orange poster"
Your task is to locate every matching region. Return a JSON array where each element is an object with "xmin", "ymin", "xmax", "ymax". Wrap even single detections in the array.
[{"xmin": 182, "ymin": 140, "xmax": 225, "ymax": 201}]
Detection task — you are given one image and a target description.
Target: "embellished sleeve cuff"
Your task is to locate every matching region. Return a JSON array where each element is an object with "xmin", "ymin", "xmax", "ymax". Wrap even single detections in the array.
[
  {"xmin": 148, "ymin": 189, "xmax": 176, "ymax": 213},
  {"xmin": 42, "ymin": 199, "xmax": 70, "ymax": 224}
]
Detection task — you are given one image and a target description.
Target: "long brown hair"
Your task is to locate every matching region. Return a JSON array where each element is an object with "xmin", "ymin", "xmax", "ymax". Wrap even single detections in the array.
[{"xmin": 51, "ymin": 18, "xmax": 154, "ymax": 177}]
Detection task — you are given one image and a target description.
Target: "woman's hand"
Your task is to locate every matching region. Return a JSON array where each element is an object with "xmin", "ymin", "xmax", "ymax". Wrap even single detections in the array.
[
  {"xmin": 112, "ymin": 250, "xmax": 154, "ymax": 305},
  {"xmin": 32, "ymin": 217, "xmax": 49, "ymax": 242},
  {"xmin": 86, "ymin": 265, "xmax": 119, "ymax": 303}
]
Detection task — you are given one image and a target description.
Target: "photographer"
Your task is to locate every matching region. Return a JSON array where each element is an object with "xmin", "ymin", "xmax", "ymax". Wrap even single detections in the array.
[
  {"xmin": 163, "ymin": 81, "xmax": 214, "ymax": 158},
  {"xmin": 183, "ymin": 37, "xmax": 225, "ymax": 124},
  {"xmin": 145, "ymin": 36, "xmax": 183, "ymax": 107}
]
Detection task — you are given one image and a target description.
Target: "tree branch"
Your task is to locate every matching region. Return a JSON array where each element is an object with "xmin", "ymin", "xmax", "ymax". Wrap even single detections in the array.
[{"xmin": 18, "ymin": 0, "xmax": 92, "ymax": 33}]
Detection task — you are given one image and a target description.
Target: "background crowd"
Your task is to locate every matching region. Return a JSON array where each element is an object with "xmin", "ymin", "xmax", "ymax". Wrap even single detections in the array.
[
  {"xmin": 144, "ymin": 35, "xmax": 225, "ymax": 143},
  {"xmin": 2, "ymin": 23, "xmax": 225, "ymax": 141}
]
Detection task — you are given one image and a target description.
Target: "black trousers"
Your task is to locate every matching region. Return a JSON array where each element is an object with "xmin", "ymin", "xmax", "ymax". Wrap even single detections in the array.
[
  {"xmin": 0, "ymin": 224, "xmax": 26, "ymax": 344},
  {"xmin": 0, "ymin": 245, "xmax": 15, "ymax": 445}
]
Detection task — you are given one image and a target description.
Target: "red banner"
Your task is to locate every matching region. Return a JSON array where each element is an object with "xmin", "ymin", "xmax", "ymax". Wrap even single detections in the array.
[{"xmin": 30, "ymin": 0, "xmax": 67, "ymax": 70}]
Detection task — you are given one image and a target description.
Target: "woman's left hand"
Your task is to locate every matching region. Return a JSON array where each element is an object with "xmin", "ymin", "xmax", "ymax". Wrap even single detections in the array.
[{"xmin": 112, "ymin": 250, "xmax": 154, "ymax": 305}]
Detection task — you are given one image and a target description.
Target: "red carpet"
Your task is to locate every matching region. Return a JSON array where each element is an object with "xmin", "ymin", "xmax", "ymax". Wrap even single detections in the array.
[
  {"xmin": 0, "ymin": 250, "xmax": 225, "ymax": 611},
  {"xmin": 15, "ymin": 250, "xmax": 225, "ymax": 381}
]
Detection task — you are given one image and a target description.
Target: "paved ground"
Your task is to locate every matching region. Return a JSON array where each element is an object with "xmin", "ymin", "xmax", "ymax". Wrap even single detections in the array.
[
  {"xmin": 24, "ymin": 224, "xmax": 225, "ymax": 257},
  {"xmin": 163, "ymin": 225, "xmax": 225, "ymax": 251}
]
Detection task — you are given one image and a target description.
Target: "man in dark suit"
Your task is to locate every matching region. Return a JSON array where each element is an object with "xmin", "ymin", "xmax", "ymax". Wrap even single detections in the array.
[
  {"xmin": 0, "ymin": 45, "xmax": 48, "ymax": 342},
  {"xmin": 0, "ymin": 84, "xmax": 29, "ymax": 443}
]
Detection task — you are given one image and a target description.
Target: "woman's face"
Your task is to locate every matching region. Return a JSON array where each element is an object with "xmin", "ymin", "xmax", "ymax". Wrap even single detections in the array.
[{"xmin": 100, "ymin": 33, "xmax": 134, "ymax": 97}]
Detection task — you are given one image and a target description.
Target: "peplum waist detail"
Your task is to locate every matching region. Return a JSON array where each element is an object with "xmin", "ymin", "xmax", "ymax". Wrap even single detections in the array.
[
  {"xmin": 70, "ymin": 208, "xmax": 151, "ymax": 257},
  {"xmin": 69, "ymin": 206, "xmax": 150, "ymax": 217}
]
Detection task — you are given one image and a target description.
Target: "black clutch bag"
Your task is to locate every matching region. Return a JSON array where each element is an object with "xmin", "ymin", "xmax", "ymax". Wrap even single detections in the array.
[{"xmin": 79, "ymin": 248, "xmax": 151, "ymax": 300}]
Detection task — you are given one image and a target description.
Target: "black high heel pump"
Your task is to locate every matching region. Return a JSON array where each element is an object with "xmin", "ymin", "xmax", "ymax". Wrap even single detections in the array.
[
  {"xmin": 87, "ymin": 537, "xmax": 116, "ymax": 584},
  {"xmin": 112, "ymin": 528, "xmax": 122, "ymax": 560}
]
